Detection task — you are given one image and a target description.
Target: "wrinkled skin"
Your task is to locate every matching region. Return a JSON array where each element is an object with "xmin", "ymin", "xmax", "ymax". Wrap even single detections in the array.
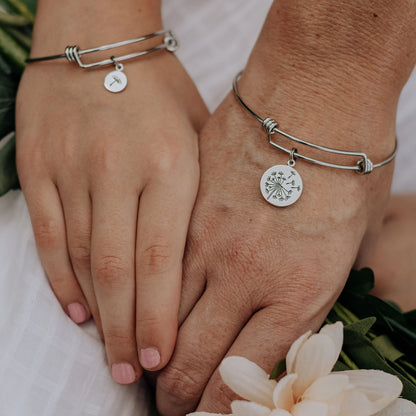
[{"xmin": 156, "ymin": 1, "xmax": 416, "ymax": 413}]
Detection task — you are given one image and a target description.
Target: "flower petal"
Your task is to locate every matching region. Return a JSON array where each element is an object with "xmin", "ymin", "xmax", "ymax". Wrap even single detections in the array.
[
  {"xmin": 302, "ymin": 373, "xmax": 351, "ymax": 401},
  {"xmin": 273, "ymin": 374, "xmax": 297, "ymax": 410},
  {"xmin": 339, "ymin": 370, "xmax": 402, "ymax": 414},
  {"xmin": 231, "ymin": 400, "xmax": 272, "ymax": 416},
  {"xmin": 269, "ymin": 410, "xmax": 293, "ymax": 416},
  {"xmin": 339, "ymin": 389, "xmax": 380, "ymax": 416},
  {"xmin": 220, "ymin": 357, "xmax": 276, "ymax": 408},
  {"xmin": 292, "ymin": 334, "xmax": 338, "ymax": 398},
  {"xmin": 292, "ymin": 400, "xmax": 329, "ymax": 416},
  {"xmin": 374, "ymin": 398, "xmax": 416, "ymax": 416},
  {"xmin": 286, "ymin": 330, "xmax": 312, "ymax": 374},
  {"xmin": 319, "ymin": 322, "xmax": 343, "ymax": 358}
]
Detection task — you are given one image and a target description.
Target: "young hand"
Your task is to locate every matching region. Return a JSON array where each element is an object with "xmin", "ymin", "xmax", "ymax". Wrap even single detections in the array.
[{"xmin": 16, "ymin": 0, "xmax": 208, "ymax": 385}]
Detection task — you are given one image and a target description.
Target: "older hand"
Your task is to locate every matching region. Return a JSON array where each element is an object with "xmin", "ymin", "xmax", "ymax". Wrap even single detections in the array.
[{"xmin": 156, "ymin": 1, "xmax": 415, "ymax": 413}]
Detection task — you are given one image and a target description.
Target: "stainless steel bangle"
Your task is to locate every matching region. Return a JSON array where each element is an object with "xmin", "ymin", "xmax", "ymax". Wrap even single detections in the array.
[
  {"xmin": 26, "ymin": 30, "xmax": 178, "ymax": 93},
  {"xmin": 232, "ymin": 71, "xmax": 397, "ymax": 207}
]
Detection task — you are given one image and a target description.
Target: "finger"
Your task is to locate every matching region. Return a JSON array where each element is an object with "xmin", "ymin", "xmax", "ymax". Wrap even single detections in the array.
[
  {"xmin": 156, "ymin": 286, "xmax": 252, "ymax": 416},
  {"xmin": 178, "ymin": 236, "xmax": 207, "ymax": 326},
  {"xmin": 90, "ymin": 188, "xmax": 142, "ymax": 385},
  {"xmin": 24, "ymin": 181, "xmax": 90, "ymax": 324},
  {"xmin": 135, "ymin": 176, "xmax": 197, "ymax": 371},
  {"xmin": 60, "ymin": 184, "xmax": 102, "ymax": 333},
  {"xmin": 197, "ymin": 305, "xmax": 330, "ymax": 414}
]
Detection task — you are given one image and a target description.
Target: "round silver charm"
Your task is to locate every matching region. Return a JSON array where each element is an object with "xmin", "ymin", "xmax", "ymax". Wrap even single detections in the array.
[
  {"xmin": 104, "ymin": 70, "xmax": 127, "ymax": 93},
  {"xmin": 260, "ymin": 165, "xmax": 303, "ymax": 207}
]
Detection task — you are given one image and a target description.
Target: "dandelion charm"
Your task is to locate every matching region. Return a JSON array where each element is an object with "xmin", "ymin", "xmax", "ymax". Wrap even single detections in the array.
[
  {"xmin": 104, "ymin": 58, "xmax": 127, "ymax": 93},
  {"xmin": 104, "ymin": 70, "xmax": 127, "ymax": 93},
  {"xmin": 260, "ymin": 165, "xmax": 303, "ymax": 207}
]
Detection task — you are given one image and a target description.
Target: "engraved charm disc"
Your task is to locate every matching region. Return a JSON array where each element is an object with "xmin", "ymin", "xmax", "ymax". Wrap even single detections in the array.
[
  {"xmin": 104, "ymin": 70, "xmax": 127, "ymax": 93},
  {"xmin": 260, "ymin": 165, "xmax": 303, "ymax": 207}
]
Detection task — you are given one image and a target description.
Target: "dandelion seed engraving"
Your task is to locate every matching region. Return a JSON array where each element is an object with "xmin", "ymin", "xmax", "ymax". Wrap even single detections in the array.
[{"xmin": 260, "ymin": 165, "xmax": 303, "ymax": 207}]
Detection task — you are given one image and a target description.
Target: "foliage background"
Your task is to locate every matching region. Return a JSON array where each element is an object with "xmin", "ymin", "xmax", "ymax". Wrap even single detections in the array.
[{"xmin": 0, "ymin": 0, "xmax": 36, "ymax": 195}]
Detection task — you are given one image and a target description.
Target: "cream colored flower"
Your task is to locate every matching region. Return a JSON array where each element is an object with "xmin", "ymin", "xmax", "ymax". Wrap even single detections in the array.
[{"xmin": 188, "ymin": 322, "xmax": 416, "ymax": 416}]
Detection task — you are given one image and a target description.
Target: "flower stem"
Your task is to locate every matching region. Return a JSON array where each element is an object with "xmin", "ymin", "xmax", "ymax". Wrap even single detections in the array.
[
  {"xmin": 398, "ymin": 359, "xmax": 416, "ymax": 385},
  {"xmin": 332, "ymin": 302, "xmax": 359, "ymax": 325},
  {"xmin": 339, "ymin": 349, "xmax": 359, "ymax": 370}
]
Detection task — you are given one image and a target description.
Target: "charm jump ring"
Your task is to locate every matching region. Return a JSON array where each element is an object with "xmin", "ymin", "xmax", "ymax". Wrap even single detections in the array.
[{"xmin": 288, "ymin": 148, "xmax": 298, "ymax": 167}]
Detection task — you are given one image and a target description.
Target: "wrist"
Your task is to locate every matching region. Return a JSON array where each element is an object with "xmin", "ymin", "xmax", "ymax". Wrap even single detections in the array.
[
  {"xmin": 237, "ymin": 2, "xmax": 416, "ymax": 158},
  {"xmin": 31, "ymin": 0, "xmax": 162, "ymax": 57},
  {"xmin": 260, "ymin": 1, "xmax": 416, "ymax": 91},
  {"xmin": 237, "ymin": 0, "xmax": 415, "ymax": 157}
]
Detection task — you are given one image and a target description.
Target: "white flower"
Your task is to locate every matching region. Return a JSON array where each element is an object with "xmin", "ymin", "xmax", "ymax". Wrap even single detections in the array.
[{"xmin": 187, "ymin": 322, "xmax": 416, "ymax": 416}]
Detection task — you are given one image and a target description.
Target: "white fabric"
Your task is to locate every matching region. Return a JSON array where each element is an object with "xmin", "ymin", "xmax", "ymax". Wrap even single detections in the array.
[
  {"xmin": 0, "ymin": 1, "xmax": 415, "ymax": 415},
  {"xmin": 0, "ymin": 192, "xmax": 156, "ymax": 416}
]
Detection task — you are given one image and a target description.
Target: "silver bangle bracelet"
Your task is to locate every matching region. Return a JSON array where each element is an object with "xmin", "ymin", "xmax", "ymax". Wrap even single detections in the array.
[
  {"xmin": 26, "ymin": 30, "xmax": 178, "ymax": 93},
  {"xmin": 233, "ymin": 71, "xmax": 397, "ymax": 207}
]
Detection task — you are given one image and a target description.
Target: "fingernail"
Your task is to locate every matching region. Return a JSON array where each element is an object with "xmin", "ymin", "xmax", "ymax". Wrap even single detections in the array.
[
  {"xmin": 140, "ymin": 348, "xmax": 161, "ymax": 370},
  {"xmin": 111, "ymin": 363, "xmax": 136, "ymax": 384},
  {"xmin": 67, "ymin": 302, "xmax": 88, "ymax": 324}
]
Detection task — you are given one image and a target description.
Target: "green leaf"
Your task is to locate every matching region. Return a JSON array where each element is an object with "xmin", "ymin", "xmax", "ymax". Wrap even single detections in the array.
[
  {"xmin": 4, "ymin": 26, "xmax": 31, "ymax": 49},
  {"xmin": 0, "ymin": 67, "xmax": 18, "ymax": 138},
  {"xmin": 2, "ymin": 0, "xmax": 35, "ymax": 22},
  {"xmin": 365, "ymin": 295, "xmax": 405, "ymax": 324},
  {"xmin": 0, "ymin": 10, "xmax": 31, "ymax": 26},
  {"xmin": 404, "ymin": 310, "xmax": 416, "ymax": 330},
  {"xmin": 0, "ymin": 52, "xmax": 13, "ymax": 74},
  {"xmin": 0, "ymin": 133, "xmax": 19, "ymax": 195},
  {"xmin": 270, "ymin": 358, "xmax": 286, "ymax": 380},
  {"xmin": 0, "ymin": 24, "xmax": 28, "ymax": 71},
  {"xmin": 343, "ymin": 268, "xmax": 375, "ymax": 295},
  {"xmin": 0, "ymin": 0, "xmax": 16, "ymax": 13},
  {"xmin": 384, "ymin": 300, "xmax": 403, "ymax": 313},
  {"xmin": 333, "ymin": 360, "xmax": 351, "ymax": 372},
  {"xmin": 344, "ymin": 317, "xmax": 376, "ymax": 337},
  {"xmin": 342, "ymin": 329, "xmax": 416, "ymax": 402},
  {"xmin": 385, "ymin": 317, "xmax": 416, "ymax": 343},
  {"xmin": 372, "ymin": 335, "xmax": 404, "ymax": 362}
]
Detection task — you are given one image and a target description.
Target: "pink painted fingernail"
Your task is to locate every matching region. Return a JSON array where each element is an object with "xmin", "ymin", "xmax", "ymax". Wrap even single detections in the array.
[
  {"xmin": 67, "ymin": 302, "xmax": 88, "ymax": 324},
  {"xmin": 140, "ymin": 348, "xmax": 161, "ymax": 370},
  {"xmin": 111, "ymin": 363, "xmax": 136, "ymax": 384}
]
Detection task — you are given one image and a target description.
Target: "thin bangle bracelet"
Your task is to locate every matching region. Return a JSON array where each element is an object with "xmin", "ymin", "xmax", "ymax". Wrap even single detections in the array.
[
  {"xmin": 232, "ymin": 71, "xmax": 397, "ymax": 207},
  {"xmin": 26, "ymin": 30, "xmax": 178, "ymax": 93}
]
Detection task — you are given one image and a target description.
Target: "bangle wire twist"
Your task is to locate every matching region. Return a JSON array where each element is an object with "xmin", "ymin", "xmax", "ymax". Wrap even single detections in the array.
[
  {"xmin": 233, "ymin": 71, "xmax": 397, "ymax": 174},
  {"xmin": 26, "ymin": 30, "xmax": 178, "ymax": 68}
]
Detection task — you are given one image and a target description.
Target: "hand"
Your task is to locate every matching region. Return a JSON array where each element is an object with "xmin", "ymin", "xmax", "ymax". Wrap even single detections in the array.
[
  {"xmin": 155, "ymin": 1, "xmax": 416, "ymax": 413},
  {"xmin": 155, "ymin": 93, "xmax": 394, "ymax": 416},
  {"xmin": 15, "ymin": 0, "xmax": 208, "ymax": 385}
]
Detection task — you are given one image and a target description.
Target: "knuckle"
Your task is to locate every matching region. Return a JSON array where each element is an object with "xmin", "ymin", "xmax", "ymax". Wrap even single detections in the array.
[
  {"xmin": 151, "ymin": 146, "xmax": 180, "ymax": 174},
  {"xmin": 94, "ymin": 254, "xmax": 129, "ymax": 286},
  {"xmin": 33, "ymin": 218, "xmax": 62, "ymax": 249},
  {"xmin": 158, "ymin": 364, "xmax": 202, "ymax": 405},
  {"xmin": 103, "ymin": 328, "xmax": 135, "ymax": 349},
  {"xmin": 138, "ymin": 243, "xmax": 172, "ymax": 276},
  {"xmin": 69, "ymin": 240, "xmax": 91, "ymax": 271},
  {"xmin": 137, "ymin": 313, "xmax": 165, "ymax": 329}
]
